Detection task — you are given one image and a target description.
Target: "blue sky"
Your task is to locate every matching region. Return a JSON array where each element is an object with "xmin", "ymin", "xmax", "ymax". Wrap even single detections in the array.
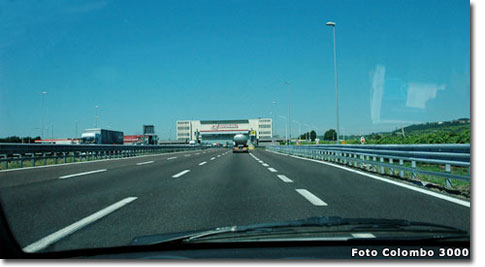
[{"xmin": 0, "ymin": 0, "xmax": 470, "ymax": 139}]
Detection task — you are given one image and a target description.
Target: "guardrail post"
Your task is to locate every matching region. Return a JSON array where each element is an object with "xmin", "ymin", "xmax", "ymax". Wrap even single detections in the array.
[
  {"xmin": 14, "ymin": 154, "xmax": 23, "ymax": 168},
  {"xmin": 28, "ymin": 153, "xmax": 35, "ymax": 167},
  {"xmin": 54, "ymin": 152, "xmax": 58, "ymax": 164},
  {"xmin": 43, "ymin": 153, "xmax": 47, "ymax": 165},
  {"xmin": 411, "ymin": 161, "xmax": 417, "ymax": 179},
  {"xmin": 1, "ymin": 155, "xmax": 7, "ymax": 169},
  {"xmin": 72, "ymin": 152, "xmax": 75, "ymax": 163},
  {"xmin": 445, "ymin": 164, "xmax": 452, "ymax": 188},
  {"xmin": 63, "ymin": 152, "xmax": 67, "ymax": 163},
  {"xmin": 380, "ymin": 157, "xmax": 384, "ymax": 174},
  {"xmin": 389, "ymin": 158, "xmax": 394, "ymax": 175},
  {"xmin": 372, "ymin": 156, "xmax": 377, "ymax": 172},
  {"xmin": 399, "ymin": 159, "xmax": 404, "ymax": 178}
]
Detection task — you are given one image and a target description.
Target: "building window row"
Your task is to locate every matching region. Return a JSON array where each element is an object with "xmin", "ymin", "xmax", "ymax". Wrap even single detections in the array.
[
  {"xmin": 177, "ymin": 126, "xmax": 190, "ymax": 130},
  {"xmin": 259, "ymin": 125, "xmax": 271, "ymax": 128}
]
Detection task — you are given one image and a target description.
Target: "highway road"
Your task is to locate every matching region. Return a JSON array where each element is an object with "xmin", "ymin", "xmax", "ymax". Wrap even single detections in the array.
[{"xmin": 0, "ymin": 148, "xmax": 470, "ymax": 253}]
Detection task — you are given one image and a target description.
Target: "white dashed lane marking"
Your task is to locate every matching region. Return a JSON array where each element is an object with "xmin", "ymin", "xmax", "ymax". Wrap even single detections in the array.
[
  {"xmin": 276, "ymin": 174, "xmax": 293, "ymax": 183},
  {"xmin": 22, "ymin": 197, "xmax": 138, "ymax": 253},
  {"xmin": 59, "ymin": 169, "xmax": 107, "ymax": 179},
  {"xmin": 295, "ymin": 189, "xmax": 328, "ymax": 206},
  {"xmin": 136, "ymin": 161, "xmax": 154, "ymax": 165},
  {"xmin": 172, "ymin": 170, "xmax": 190, "ymax": 178},
  {"xmin": 351, "ymin": 233, "xmax": 376, "ymax": 238}
]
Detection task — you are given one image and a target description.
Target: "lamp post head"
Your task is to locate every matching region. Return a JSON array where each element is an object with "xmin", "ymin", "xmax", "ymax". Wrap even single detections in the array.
[{"xmin": 326, "ymin": 21, "xmax": 336, "ymax": 27}]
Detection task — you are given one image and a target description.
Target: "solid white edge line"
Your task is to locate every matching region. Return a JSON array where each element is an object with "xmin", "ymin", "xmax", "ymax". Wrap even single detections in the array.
[
  {"xmin": 266, "ymin": 150, "xmax": 470, "ymax": 208},
  {"xmin": 22, "ymin": 197, "xmax": 137, "ymax": 253},
  {"xmin": 199, "ymin": 162, "xmax": 207, "ymax": 166},
  {"xmin": 296, "ymin": 189, "xmax": 328, "ymax": 206},
  {"xmin": 276, "ymin": 174, "xmax": 293, "ymax": 183},
  {"xmin": 136, "ymin": 161, "xmax": 154, "ymax": 165},
  {"xmin": 172, "ymin": 169, "xmax": 190, "ymax": 178},
  {"xmin": 59, "ymin": 169, "xmax": 107, "ymax": 179},
  {"xmin": 267, "ymin": 167, "xmax": 277, "ymax": 172}
]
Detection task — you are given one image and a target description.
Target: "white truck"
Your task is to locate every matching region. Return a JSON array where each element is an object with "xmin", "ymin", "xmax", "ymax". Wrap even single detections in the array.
[
  {"xmin": 233, "ymin": 134, "xmax": 249, "ymax": 153},
  {"xmin": 80, "ymin": 128, "xmax": 124, "ymax": 145}
]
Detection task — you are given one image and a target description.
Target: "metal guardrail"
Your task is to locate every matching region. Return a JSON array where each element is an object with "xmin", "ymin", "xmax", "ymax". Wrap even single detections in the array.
[
  {"xmin": 0, "ymin": 143, "xmax": 209, "ymax": 170},
  {"xmin": 267, "ymin": 144, "xmax": 470, "ymax": 187}
]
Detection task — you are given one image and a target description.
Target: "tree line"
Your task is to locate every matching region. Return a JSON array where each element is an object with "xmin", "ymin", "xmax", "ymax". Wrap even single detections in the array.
[{"xmin": 0, "ymin": 136, "xmax": 41, "ymax": 143}]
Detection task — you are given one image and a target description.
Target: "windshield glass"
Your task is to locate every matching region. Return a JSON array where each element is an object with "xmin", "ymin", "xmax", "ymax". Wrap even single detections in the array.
[
  {"xmin": 80, "ymin": 137, "xmax": 95, "ymax": 144},
  {"xmin": 0, "ymin": 0, "xmax": 470, "ymax": 259}
]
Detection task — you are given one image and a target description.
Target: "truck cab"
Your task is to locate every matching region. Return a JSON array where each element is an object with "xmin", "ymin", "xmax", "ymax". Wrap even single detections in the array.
[{"xmin": 80, "ymin": 132, "xmax": 99, "ymax": 144}]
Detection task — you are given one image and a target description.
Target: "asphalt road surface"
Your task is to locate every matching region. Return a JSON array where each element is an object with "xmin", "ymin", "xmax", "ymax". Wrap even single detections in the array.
[{"xmin": 0, "ymin": 148, "xmax": 470, "ymax": 253}]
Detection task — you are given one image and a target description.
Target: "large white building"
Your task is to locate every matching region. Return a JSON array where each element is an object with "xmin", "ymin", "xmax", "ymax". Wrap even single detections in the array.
[{"xmin": 176, "ymin": 119, "xmax": 272, "ymax": 143}]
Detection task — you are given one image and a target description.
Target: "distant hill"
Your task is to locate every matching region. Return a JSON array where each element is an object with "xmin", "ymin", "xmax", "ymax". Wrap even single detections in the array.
[
  {"xmin": 391, "ymin": 118, "xmax": 470, "ymax": 135},
  {"xmin": 342, "ymin": 118, "xmax": 470, "ymax": 144}
]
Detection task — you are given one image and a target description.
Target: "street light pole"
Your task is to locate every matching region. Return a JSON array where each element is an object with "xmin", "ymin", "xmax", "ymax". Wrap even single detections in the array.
[
  {"xmin": 326, "ymin": 21, "xmax": 340, "ymax": 144},
  {"xmin": 95, "ymin": 105, "xmax": 99, "ymax": 128},
  {"xmin": 272, "ymin": 102, "xmax": 277, "ymax": 134},
  {"xmin": 41, "ymin": 91, "xmax": 47, "ymax": 141},
  {"xmin": 29, "ymin": 127, "xmax": 40, "ymax": 144},
  {"xmin": 272, "ymin": 101, "xmax": 277, "ymax": 141},
  {"xmin": 286, "ymin": 81, "xmax": 291, "ymax": 145}
]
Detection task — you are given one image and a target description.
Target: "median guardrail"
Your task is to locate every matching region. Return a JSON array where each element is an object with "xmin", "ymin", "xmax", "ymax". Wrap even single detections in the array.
[
  {"xmin": 267, "ymin": 144, "xmax": 470, "ymax": 188},
  {"xmin": 0, "ymin": 143, "xmax": 210, "ymax": 170}
]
